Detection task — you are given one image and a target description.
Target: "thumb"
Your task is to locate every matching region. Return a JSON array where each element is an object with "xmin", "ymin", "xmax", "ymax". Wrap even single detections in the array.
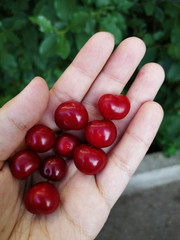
[{"xmin": 0, "ymin": 77, "xmax": 49, "ymax": 169}]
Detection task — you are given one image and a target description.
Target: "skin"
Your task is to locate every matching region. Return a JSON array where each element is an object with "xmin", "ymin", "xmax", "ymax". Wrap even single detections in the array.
[{"xmin": 0, "ymin": 32, "xmax": 164, "ymax": 240}]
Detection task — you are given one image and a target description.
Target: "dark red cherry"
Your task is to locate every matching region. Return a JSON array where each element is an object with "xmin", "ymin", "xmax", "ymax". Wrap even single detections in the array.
[
  {"xmin": 98, "ymin": 94, "xmax": 130, "ymax": 120},
  {"xmin": 40, "ymin": 156, "xmax": 67, "ymax": 181},
  {"xmin": 55, "ymin": 133, "xmax": 80, "ymax": 158},
  {"xmin": 54, "ymin": 101, "xmax": 88, "ymax": 130},
  {"xmin": 10, "ymin": 150, "xmax": 41, "ymax": 180},
  {"xmin": 24, "ymin": 182, "xmax": 60, "ymax": 215},
  {"xmin": 85, "ymin": 120, "xmax": 117, "ymax": 148},
  {"xmin": 74, "ymin": 144, "xmax": 107, "ymax": 175},
  {"xmin": 25, "ymin": 124, "xmax": 55, "ymax": 152}
]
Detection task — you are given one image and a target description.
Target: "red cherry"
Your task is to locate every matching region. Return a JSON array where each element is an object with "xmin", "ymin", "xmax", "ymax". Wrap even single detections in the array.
[
  {"xmin": 54, "ymin": 101, "xmax": 88, "ymax": 130},
  {"xmin": 24, "ymin": 182, "xmax": 60, "ymax": 215},
  {"xmin": 10, "ymin": 150, "xmax": 41, "ymax": 180},
  {"xmin": 25, "ymin": 124, "xmax": 55, "ymax": 153},
  {"xmin": 74, "ymin": 144, "xmax": 107, "ymax": 175},
  {"xmin": 40, "ymin": 156, "xmax": 67, "ymax": 181},
  {"xmin": 55, "ymin": 133, "xmax": 80, "ymax": 158},
  {"xmin": 85, "ymin": 120, "xmax": 117, "ymax": 148},
  {"xmin": 98, "ymin": 94, "xmax": 130, "ymax": 120}
]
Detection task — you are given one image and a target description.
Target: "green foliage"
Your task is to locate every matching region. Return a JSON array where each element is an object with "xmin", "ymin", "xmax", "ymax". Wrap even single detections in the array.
[
  {"xmin": 0, "ymin": 0, "xmax": 180, "ymax": 155},
  {"xmin": 29, "ymin": 15, "xmax": 54, "ymax": 33}
]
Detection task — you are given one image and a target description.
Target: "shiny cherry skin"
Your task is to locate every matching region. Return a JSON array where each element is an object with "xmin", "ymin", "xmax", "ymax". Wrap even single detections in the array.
[
  {"xmin": 25, "ymin": 124, "xmax": 55, "ymax": 153},
  {"xmin": 85, "ymin": 120, "xmax": 117, "ymax": 148},
  {"xmin": 54, "ymin": 101, "xmax": 88, "ymax": 130},
  {"xmin": 98, "ymin": 94, "xmax": 130, "ymax": 120},
  {"xmin": 10, "ymin": 150, "xmax": 41, "ymax": 180},
  {"xmin": 55, "ymin": 133, "xmax": 80, "ymax": 158},
  {"xmin": 40, "ymin": 156, "xmax": 67, "ymax": 181},
  {"xmin": 74, "ymin": 144, "xmax": 107, "ymax": 175},
  {"xmin": 24, "ymin": 182, "xmax": 60, "ymax": 215}
]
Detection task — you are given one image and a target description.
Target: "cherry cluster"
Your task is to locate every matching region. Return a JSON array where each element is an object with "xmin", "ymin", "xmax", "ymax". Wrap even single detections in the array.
[{"xmin": 9, "ymin": 94, "xmax": 130, "ymax": 215}]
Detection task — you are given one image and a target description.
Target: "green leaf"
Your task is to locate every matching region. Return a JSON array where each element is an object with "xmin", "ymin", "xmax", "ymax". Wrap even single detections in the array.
[
  {"xmin": 2, "ymin": 0, "xmax": 29, "ymax": 14},
  {"xmin": 139, "ymin": 47, "xmax": 157, "ymax": 68},
  {"xmin": 153, "ymin": 31, "xmax": 164, "ymax": 41},
  {"xmin": 95, "ymin": 0, "xmax": 111, "ymax": 7},
  {"xmin": 114, "ymin": 0, "xmax": 135, "ymax": 11},
  {"xmin": 44, "ymin": 69, "xmax": 54, "ymax": 89},
  {"xmin": 159, "ymin": 114, "xmax": 180, "ymax": 152},
  {"xmin": 54, "ymin": 0, "xmax": 77, "ymax": 20},
  {"xmin": 0, "ymin": 51, "xmax": 17, "ymax": 70},
  {"xmin": 33, "ymin": 1, "xmax": 57, "ymax": 23},
  {"xmin": 2, "ymin": 17, "xmax": 15, "ymax": 29},
  {"xmin": 2, "ymin": 16, "xmax": 27, "ymax": 30},
  {"xmin": 164, "ymin": 2, "xmax": 179, "ymax": 17},
  {"xmin": 12, "ymin": 17, "xmax": 27, "ymax": 30},
  {"xmin": 33, "ymin": 0, "xmax": 47, "ymax": 15},
  {"xmin": 81, "ymin": 0, "xmax": 94, "ymax": 4},
  {"xmin": 171, "ymin": 27, "xmax": 180, "ymax": 44},
  {"xmin": 70, "ymin": 11, "xmax": 89, "ymax": 33},
  {"xmin": 164, "ymin": 142, "xmax": 178, "ymax": 157},
  {"xmin": 100, "ymin": 16, "xmax": 122, "ymax": 44},
  {"xmin": 33, "ymin": 54, "xmax": 47, "ymax": 71},
  {"xmin": 39, "ymin": 34, "xmax": 57, "ymax": 57},
  {"xmin": 54, "ymin": 21, "xmax": 68, "ymax": 31},
  {"xmin": 75, "ymin": 32, "xmax": 90, "ymax": 50},
  {"xmin": 56, "ymin": 34, "xmax": 70, "ymax": 59},
  {"xmin": 155, "ymin": 7, "xmax": 164, "ymax": 23},
  {"xmin": 29, "ymin": 15, "xmax": 54, "ymax": 33},
  {"xmin": 144, "ymin": 2, "xmax": 155, "ymax": 16},
  {"xmin": 0, "ymin": 32, "xmax": 7, "ymax": 50},
  {"xmin": 5, "ymin": 31, "xmax": 20, "ymax": 45},
  {"xmin": 113, "ymin": 12, "xmax": 126, "ymax": 31},
  {"xmin": 143, "ymin": 33, "xmax": 154, "ymax": 46},
  {"xmin": 167, "ymin": 63, "xmax": 180, "ymax": 82},
  {"xmin": 54, "ymin": 68, "xmax": 63, "ymax": 79},
  {"xmin": 22, "ymin": 27, "xmax": 38, "ymax": 50},
  {"xmin": 84, "ymin": 17, "xmax": 96, "ymax": 34},
  {"xmin": 168, "ymin": 44, "xmax": 180, "ymax": 60}
]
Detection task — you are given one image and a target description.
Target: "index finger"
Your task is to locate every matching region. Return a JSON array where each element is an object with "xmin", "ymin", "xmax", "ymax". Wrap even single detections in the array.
[{"xmin": 41, "ymin": 32, "xmax": 115, "ymax": 128}]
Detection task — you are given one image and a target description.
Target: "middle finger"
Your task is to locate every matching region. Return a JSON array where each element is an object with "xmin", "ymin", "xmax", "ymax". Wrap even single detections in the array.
[{"xmin": 82, "ymin": 37, "xmax": 146, "ymax": 120}]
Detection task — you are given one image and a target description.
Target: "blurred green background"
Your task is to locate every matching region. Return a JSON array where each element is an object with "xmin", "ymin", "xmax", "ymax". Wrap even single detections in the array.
[{"xmin": 0, "ymin": 0, "xmax": 180, "ymax": 156}]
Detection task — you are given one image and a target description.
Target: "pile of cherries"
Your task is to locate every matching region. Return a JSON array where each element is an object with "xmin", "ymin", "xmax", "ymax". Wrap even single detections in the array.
[{"xmin": 9, "ymin": 94, "xmax": 130, "ymax": 215}]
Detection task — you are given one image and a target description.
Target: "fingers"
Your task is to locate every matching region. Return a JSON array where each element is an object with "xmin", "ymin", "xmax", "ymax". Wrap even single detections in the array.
[
  {"xmin": 0, "ymin": 77, "xmax": 49, "ymax": 168},
  {"xmin": 116, "ymin": 63, "xmax": 165, "ymax": 136},
  {"xmin": 95, "ymin": 101, "xmax": 164, "ymax": 207},
  {"xmin": 41, "ymin": 32, "xmax": 115, "ymax": 128},
  {"xmin": 83, "ymin": 37, "xmax": 146, "ymax": 120}
]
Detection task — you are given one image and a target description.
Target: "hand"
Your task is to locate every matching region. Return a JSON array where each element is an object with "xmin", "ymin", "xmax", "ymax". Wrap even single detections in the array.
[{"xmin": 0, "ymin": 32, "xmax": 164, "ymax": 240}]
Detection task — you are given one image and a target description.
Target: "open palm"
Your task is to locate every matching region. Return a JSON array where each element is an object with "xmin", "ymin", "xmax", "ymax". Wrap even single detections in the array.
[{"xmin": 0, "ymin": 32, "xmax": 164, "ymax": 240}]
